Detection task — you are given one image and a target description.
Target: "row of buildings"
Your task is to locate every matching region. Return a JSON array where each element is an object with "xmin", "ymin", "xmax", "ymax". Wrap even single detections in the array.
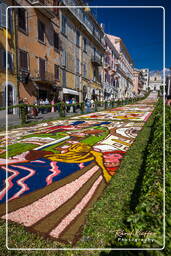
[{"xmin": 0, "ymin": 0, "xmax": 163, "ymax": 114}]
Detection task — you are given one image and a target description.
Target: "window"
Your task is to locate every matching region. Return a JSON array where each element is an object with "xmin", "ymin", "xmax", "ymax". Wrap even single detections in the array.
[
  {"xmin": 18, "ymin": 8, "xmax": 27, "ymax": 32},
  {"xmin": 105, "ymin": 73, "xmax": 107, "ymax": 82},
  {"xmin": 83, "ymin": 38, "xmax": 87, "ymax": 52},
  {"xmin": 1, "ymin": 50, "xmax": 13, "ymax": 72},
  {"xmin": 8, "ymin": 9, "xmax": 13, "ymax": 32},
  {"xmin": 76, "ymin": 31, "xmax": 80, "ymax": 47},
  {"xmin": 54, "ymin": 32, "xmax": 59, "ymax": 49},
  {"xmin": 75, "ymin": 75, "xmax": 79, "ymax": 89},
  {"xmin": 83, "ymin": 63, "xmax": 87, "ymax": 78},
  {"xmin": 61, "ymin": 49, "xmax": 67, "ymax": 67},
  {"xmin": 54, "ymin": 64, "xmax": 60, "ymax": 80},
  {"xmin": 38, "ymin": 20, "xmax": 45, "ymax": 43},
  {"xmin": 0, "ymin": 2, "xmax": 7, "ymax": 28},
  {"xmin": 39, "ymin": 58, "xmax": 45, "ymax": 80},
  {"xmin": 62, "ymin": 69, "xmax": 66, "ymax": 87},
  {"xmin": 76, "ymin": 58, "xmax": 80, "ymax": 74},
  {"xmin": 19, "ymin": 49, "xmax": 28, "ymax": 71},
  {"xmin": 62, "ymin": 15, "xmax": 67, "ymax": 35}
]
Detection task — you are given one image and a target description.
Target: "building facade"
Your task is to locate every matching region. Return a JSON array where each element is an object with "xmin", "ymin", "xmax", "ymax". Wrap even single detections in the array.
[
  {"xmin": 133, "ymin": 68, "xmax": 144, "ymax": 95},
  {"xmin": 149, "ymin": 71, "xmax": 163, "ymax": 91},
  {"xmin": 106, "ymin": 34, "xmax": 134, "ymax": 99},
  {"xmin": 166, "ymin": 68, "xmax": 171, "ymax": 100},
  {"xmin": 140, "ymin": 68, "xmax": 149, "ymax": 91},
  {"xmin": 15, "ymin": 0, "xmax": 61, "ymax": 104},
  {"xmin": 59, "ymin": 0, "xmax": 105, "ymax": 102},
  {"xmin": 0, "ymin": 0, "xmax": 18, "ymax": 113},
  {"xmin": 102, "ymin": 34, "xmax": 120, "ymax": 100}
]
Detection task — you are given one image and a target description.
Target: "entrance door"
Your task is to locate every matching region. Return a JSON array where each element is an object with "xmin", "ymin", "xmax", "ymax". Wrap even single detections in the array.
[
  {"xmin": 39, "ymin": 89, "xmax": 48, "ymax": 100},
  {"xmin": 5, "ymin": 84, "xmax": 13, "ymax": 114}
]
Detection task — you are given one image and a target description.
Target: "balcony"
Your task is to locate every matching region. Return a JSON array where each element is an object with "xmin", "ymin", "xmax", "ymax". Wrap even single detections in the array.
[
  {"xmin": 28, "ymin": 0, "xmax": 56, "ymax": 19},
  {"xmin": 32, "ymin": 71, "xmax": 57, "ymax": 84},
  {"xmin": 104, "ymin": 63, "xmax": 110, "ymax": 70},
  {"xmin": 93, "ymin": 75, "xmax": 102, "ymax": 83},
  {"xmin": 60, "ymin": 0, "xmax": 104, "ymax": 49},
  {"xmin": 91, "ymin": 56, "xmax": 102, "ymax": 66},
  {"xmin": 105, "ymin": 48, "xmax": 112, "ymax": 55}
]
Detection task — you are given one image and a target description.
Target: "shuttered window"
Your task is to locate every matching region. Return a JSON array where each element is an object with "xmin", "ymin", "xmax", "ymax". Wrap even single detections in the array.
[
  {"xmin": 61, "ymin": 49, "xmax": 67, "ymax": 67},
  {"xmin": 54, "ymin": 64, "xmax": 59, "ymax": 80},
  {"xmin": 0, "ymin": 2, "xmax": 7, "ymax": 28},
  {"xmin": 39, "ymin": 58, "xmax": 45, "ymax": 80},
  {"xmin": 38, "ymin": 20, "xmax": 45, "ymax": 42},
  {"xmin": 0, "ymin": 50, "xmax": 13, "ymax": 71},
  {"xmin": 54, "ymin": 32, "xmax": 59, "ymax": 49},
  {"xmin": 19, "ymin": 50, "xmax": 28, "ymax": 71},
  {"xmin": 76, "ymin": 58, "xmax": 80, "ymax": 74},
  {"xmin": 83, "ymin": 38, "xmax": 87, "ymax": 52},
  {"xmin": 62, "ymin": 70, "xmax": 66, "ymax": 87},
  {"xmin": 83, "ymin": 63, "xmax": 87, "ymax": 78},
  {"xmin": 62, "ymin": 15, "xmax": 67, "ymax": 35},
  {"xmin": 76, "ymin": 31, "xmax": 80, "ymax": 47}
]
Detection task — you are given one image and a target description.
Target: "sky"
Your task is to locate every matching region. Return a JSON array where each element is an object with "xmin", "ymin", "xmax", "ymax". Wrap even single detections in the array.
[{"xmin": 86, "ymin": 0, "xmax": 171, "ymax": 72}]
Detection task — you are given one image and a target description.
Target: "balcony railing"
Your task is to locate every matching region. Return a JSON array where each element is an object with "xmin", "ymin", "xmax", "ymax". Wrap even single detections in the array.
[
  {"xmin": 28, "ymin": 0, "xmax": 56, "ymax": 18},
  {"xmin": 32, "ymin": 71, "xmax": 57, "ymax": 83},
  {"xmin": 105, "ymin": 48, "xmax": 112, "ymax": 55},
  {"xmin": 91, "ymin": 56, "xmax": 102, "ymax": 66},
  {"xmin": 93, "ymin": 75, "xmax": 102, "ymax": 83}
]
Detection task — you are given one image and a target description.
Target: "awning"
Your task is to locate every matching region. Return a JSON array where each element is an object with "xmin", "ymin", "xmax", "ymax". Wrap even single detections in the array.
[{"xmin": 63, "ymin": 88, "xmax": 79, "ymax": 95}]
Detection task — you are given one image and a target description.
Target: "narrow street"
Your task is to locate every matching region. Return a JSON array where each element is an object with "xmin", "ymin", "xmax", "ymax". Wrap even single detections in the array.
[{"xmin": 0, "ymin": 92, "xmax": 158, "ymax": 245}]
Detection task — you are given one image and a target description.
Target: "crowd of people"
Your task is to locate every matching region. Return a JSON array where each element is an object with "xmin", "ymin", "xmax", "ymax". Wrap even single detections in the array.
[{"xmin": 18, "ymin": 96, "xmax": 84, "ymax": 119}]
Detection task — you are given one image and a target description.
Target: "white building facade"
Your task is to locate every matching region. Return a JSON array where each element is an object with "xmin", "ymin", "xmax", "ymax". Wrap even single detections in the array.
[
  {"xmin": 149, "ymin": 71, "xmax": 163, "ymax": 91},
  {"xmin": 140, "ymin": 68, "xmax": 149, "ymax": 91}
]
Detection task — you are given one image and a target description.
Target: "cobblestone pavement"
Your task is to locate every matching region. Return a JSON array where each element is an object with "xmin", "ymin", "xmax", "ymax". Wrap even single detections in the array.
[{"xmin": 0, "ymin": 92, "xmax": 158, "ymax": 245}]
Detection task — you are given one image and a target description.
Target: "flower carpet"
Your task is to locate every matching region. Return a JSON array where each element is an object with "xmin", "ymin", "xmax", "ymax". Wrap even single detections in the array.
[{"xmin": 0, "ymin": 92, "xmax": 158, "ymax": 245}]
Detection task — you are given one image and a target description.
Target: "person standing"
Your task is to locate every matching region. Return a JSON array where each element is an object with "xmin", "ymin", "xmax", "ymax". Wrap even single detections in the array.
[
  {"xmin": 69, "ymin": 98, "xmax": 73, "ymax": 113},
  {"xmin": 65, "ymin": 99, "xmax": 70, "ymax": 113},
  {"xmin": 51, "ymin": 97, "xmax": 55, "ymax": 112},
  {"xmin": 44, "ymin": 98, "xmax": 49, "ymax": 113},
  {"xmin": 18, "ymin": 98, "xmax": 24, "ymax": 118},
  {"xmin": 91, "ymin": 98, "xmax": 94, "ymax": 109},
  {"xmin": 56, "ymin": 96, "xmax": 61, "ymax": 113},
  {"xmin": 72, "ymin": 97, "xmax": 76, "ymax": 113},
  {"xmin": 85, "ymin": 98, "xmax": 91, "ymax": 113}
]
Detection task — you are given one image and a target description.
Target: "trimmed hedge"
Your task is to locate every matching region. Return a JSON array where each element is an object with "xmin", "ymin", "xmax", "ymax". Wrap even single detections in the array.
[{"xmin": 100, "ymin": 100, "xmax": 170, "ymax": 254}]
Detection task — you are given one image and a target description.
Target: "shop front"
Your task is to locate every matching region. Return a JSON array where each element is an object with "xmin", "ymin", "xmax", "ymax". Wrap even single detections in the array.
[{"xmin": 63, "ymin": 88, "xmax": 79, "ymax": 103}]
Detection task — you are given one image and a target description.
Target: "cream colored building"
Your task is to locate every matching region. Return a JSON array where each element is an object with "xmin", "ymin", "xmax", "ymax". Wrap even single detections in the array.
[
  {"xmin": 106, "ymin": 34, "xmax": 134, "ymax": 99},
  {"xmin": 59, "ymin": 0, "xmax": 105, "ymax": 102},
  {"xmin": 149, "ymin": 71, "xmax": 163, "ymax": 91}
]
